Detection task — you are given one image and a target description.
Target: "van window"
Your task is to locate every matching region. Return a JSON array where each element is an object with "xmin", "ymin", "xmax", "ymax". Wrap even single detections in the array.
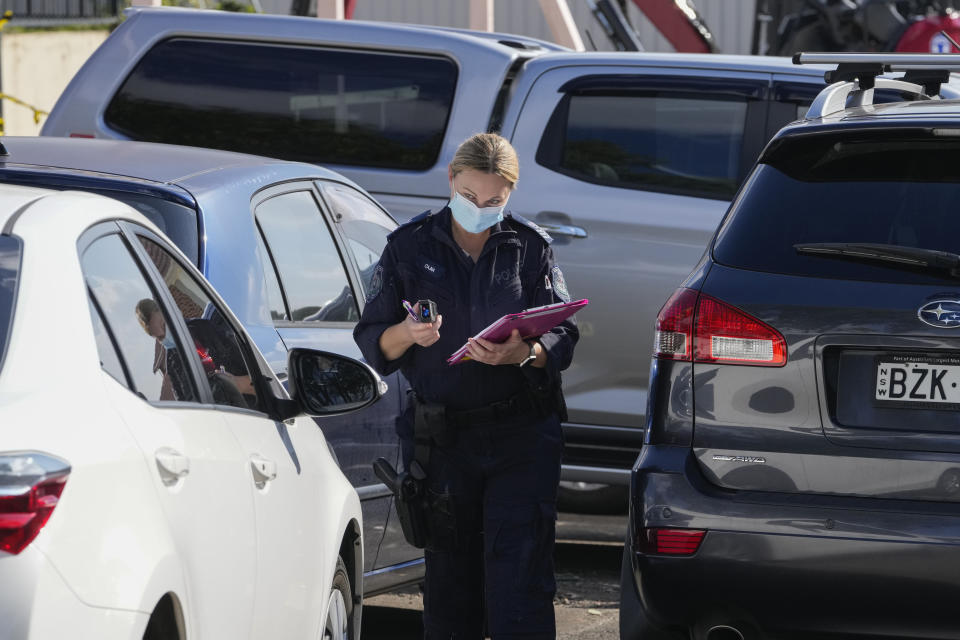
[
  {"xmin": 538, "ymin": 92, "xmax": 749, "ymax": 199},
  {"xmin": 104, "ymin": 38, "xmax": 458, "ymax": 171}
]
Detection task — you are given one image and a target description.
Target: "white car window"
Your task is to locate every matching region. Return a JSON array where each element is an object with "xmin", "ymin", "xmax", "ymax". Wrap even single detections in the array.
[
  {"xmin": 82, "ymin": 233, "xmax": 198, "ymax": 403},
  {"xmin": 87, "ymin": 296, "xmax": 128, "ymax": 386},
  {"xmin": 137, "ymin": 235, "xmax": 262, "ymax": 412}
]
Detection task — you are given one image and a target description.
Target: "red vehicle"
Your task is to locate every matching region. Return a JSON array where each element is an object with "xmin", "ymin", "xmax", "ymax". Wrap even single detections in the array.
[
  {"xmin": 896, "ymin": 10, "xmax": 960, "ymax": 51},
  {"xmin": 756, "ymin": 1, "xmax": 960, "ymax": 55}
]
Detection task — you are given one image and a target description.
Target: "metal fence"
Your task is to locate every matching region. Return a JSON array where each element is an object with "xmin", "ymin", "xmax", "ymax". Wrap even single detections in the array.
[{"xmin": 0, "ymin": 0, "xmax": 122, "ymax": 24}]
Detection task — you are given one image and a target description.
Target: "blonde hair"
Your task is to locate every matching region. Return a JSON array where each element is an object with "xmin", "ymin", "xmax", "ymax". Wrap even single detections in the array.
[{"xmin": 450, "ymin": 133, "xmax": 519, "ymax": 189}]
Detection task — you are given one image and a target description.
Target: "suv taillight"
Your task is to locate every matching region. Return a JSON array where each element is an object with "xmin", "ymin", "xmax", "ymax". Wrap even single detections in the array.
[
  {"xmin": 654, "ymin": 288, "xmax": 698, "ymax": 361},
  {"xmin": 654, "ymin": 288, "xmax": 787, "ymax": 367},
  {"xmin": 0, "ymin": 453, "xmax": 70, "ymax": 555},
  {"xmin": 636, "ymin": 527, "xmax": 706, "ymax": 556}
]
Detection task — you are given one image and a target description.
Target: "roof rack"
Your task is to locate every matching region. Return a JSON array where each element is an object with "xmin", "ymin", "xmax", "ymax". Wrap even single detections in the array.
[{"xmin": 793, "ymin": 52, "xmax": 960, "ymax": 118}]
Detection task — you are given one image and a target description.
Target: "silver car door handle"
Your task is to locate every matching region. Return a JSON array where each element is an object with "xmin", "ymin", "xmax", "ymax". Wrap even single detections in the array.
[
  {"xmin": 155, "ymin": 448, "xmax": 190, "ymax": 486},
  {"xmin": 536, "ymin": 222, "xmax": 588, "ymax": 238},
  {"xmin": 250, "ymin": 455, "xmax": 278, "ymax": 482}
]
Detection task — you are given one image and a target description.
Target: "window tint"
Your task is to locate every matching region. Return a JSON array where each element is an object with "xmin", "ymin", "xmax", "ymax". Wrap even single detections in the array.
[
  {"xmin": 88, "ymin": 296, "xmax": 128, "ymax": 385},
  {"xmin": 714, "ymin": 132, "xmax": 960, "ymax": 285},
  {"xmin": 255, "ymin": 229, "xmax": 289, "ymax": 322},
  {"xmin": 545, "ymin": 93, "xmax": 747, "ymax": 199},
  {"xmin": 103, "ymin": 192, "xmax": 200, "ymax": 266},
  {"xmin": 0, "ymin": 236, "xmax": 21, "ymax": 374},
  {"xmin": 82, "ymin": 234, "xmax": 197, "ymax": 403},
  {"xmin": 138, "ymin": 236, "xmax": 261, "ymax": 411},
  {"xmin": 322, "ymin": 184, "xmax": 394, "ymax": 299},
  {"xmin": 256, "ymin": 191, "xmax": 359, "ymax": 323},
  {"xmin": 104, "ymin": 38, "xmax": 458, "ymax": 170}
]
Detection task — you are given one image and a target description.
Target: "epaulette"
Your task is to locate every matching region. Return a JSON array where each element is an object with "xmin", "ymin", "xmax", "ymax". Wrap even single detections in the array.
[
  {"xmin": 506, "ymin": 212, "xmax": 553, "ymax": 245},
  {"xmin": 387, "ymin": 209, "xmax": 434, "ymax": 240}
]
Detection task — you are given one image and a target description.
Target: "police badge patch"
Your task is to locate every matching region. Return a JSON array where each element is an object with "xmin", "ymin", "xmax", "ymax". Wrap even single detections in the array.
[
  {"xmin": 367, "ymin": 264, "xmax": 384, "ymax": 302},
  {"xmin": 551, "ymin": 265, "xmax": 570, "ymax": 302}
]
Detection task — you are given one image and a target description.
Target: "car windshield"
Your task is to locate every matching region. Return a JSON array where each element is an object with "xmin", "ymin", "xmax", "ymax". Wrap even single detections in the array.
[
  {"xmin": 713, "ymin": 131, "xmax": 960, "ymax": 285},
  {"xmin": 0, "ymin": 235, "xmax": 22, "ymax": 373}
]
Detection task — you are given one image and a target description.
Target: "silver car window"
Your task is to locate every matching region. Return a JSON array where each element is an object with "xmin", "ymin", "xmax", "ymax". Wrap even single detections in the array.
[
  {"xmin": 103, "ymin": 38, "xmax": 457, "ymax": 171},
  {"xmin": 256, "ymin": 190, "xmax": 359, "ymax": 323},
  {"xmin": 552, "ymin": 93, "xmax": 748, "ymax": 199},
  {"xmin": 321, "ymin": 183, "xmax": 394, "ymax": 300}
]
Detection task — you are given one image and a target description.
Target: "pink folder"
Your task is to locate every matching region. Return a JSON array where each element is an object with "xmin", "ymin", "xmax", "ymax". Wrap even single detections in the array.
[{"xmin": 446, "ymin": 299, "xmax": 588, "ymax": 365}]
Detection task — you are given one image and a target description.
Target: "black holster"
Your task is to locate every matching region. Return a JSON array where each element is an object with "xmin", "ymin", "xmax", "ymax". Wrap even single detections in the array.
[
  {"xmin": 372, "ymin": 396, "xmax": 456, "ymax": 550},
  {"xmin": 372, "ymin": 457, "xmax": 429, "ymax": 548}
]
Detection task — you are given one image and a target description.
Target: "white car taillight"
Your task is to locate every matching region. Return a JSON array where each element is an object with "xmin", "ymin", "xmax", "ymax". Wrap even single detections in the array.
[
  {"xmin": 654, "ymin": 288, "xmax": 787, "ymax": 367},
  {"xmin": 0, "ymin": 453, "xmax": 70, "ymax": 555}
]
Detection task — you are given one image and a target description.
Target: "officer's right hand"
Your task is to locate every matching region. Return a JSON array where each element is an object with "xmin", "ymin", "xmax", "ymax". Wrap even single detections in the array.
[{"xmin": 405, "ymin": 304, "xmax": 442, "ymax": 347}]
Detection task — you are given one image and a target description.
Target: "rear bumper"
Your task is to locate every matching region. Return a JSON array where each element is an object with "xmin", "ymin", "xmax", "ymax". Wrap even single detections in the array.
[
  {"xmin": 0, "ymin": 546, "xmax": 148, "ymax": 640},
  {"xmin": 626, "ymin": 445, "xmax": 960, "ymax": 638}
]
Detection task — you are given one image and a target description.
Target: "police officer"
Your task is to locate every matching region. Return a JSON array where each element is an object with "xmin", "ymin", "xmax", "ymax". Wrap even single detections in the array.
[{"xmin": 354, "ymin": 133, "xmax": 579, "ymax": 640}]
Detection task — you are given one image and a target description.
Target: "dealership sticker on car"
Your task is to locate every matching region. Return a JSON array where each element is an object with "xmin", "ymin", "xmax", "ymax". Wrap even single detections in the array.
[{"xmin": 875, "ymin": 354, "xmax": 960, "ymax": 410}]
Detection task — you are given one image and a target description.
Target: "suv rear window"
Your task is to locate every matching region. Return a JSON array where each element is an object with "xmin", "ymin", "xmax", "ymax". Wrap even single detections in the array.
[
  {"xmin": 104, "ymin": 38, "xmax": 458, "ymax": 171},
  {"xmin": 0, "ymin": 235, "xmax": 22, "ymax": 372},
  {"xmin": 713, "ymin": 130, "xmax": 960, "ymax": 285}
]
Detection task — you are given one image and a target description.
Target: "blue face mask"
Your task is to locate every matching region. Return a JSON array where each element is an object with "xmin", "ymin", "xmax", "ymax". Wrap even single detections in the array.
[{"xmin": 449, "ymin": 188, "xmax": 505, "ymax": 234}]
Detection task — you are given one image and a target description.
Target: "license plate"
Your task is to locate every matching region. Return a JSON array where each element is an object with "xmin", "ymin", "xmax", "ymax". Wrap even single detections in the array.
[{"xmin": 875, "ymin": 354, "xmax": 960, "ymax": 410}]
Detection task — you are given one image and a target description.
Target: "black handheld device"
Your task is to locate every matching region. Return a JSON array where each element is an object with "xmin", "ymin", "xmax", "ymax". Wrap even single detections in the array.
[{"xmin": 417, "ymin": 299, "xmax": 438, "ymax": 323}]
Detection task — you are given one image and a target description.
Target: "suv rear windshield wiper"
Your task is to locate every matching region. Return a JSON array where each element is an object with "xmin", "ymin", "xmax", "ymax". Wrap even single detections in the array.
[{"xmin": 794, "ymin": 243, "xmax": 960, "ymax": 278}]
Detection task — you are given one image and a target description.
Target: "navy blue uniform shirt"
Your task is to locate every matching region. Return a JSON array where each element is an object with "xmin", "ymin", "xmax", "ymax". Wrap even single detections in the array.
[{"xmin": 353, "ymin": 207, "xmax": 579, "ymax": 411}]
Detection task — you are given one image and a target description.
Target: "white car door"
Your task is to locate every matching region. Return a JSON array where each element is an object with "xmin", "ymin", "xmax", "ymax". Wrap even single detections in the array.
[
  {"xmin": 132, "ymin": 228, "xmax": 328, "ymax": 638},
  {"xmin": 80, "ymin": 226, "xmax": 257, "ymax": 640}
]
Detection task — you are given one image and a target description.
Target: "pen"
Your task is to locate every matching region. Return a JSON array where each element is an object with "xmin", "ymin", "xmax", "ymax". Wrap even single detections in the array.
[{"xmin": 402, "ymin": 299, "xmax": 419, "ymax": 322}]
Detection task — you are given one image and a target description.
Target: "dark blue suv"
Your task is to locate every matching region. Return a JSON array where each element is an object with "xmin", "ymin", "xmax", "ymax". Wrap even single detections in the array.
[{"xmin": 621, "ymin": 55, "xmax": 960, "ymax": 639}]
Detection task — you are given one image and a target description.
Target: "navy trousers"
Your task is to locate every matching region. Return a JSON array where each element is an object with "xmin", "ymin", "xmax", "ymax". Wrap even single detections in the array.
[{"xmin": 412, "ymin": 412, "xmax": 563, "ymax": 640}]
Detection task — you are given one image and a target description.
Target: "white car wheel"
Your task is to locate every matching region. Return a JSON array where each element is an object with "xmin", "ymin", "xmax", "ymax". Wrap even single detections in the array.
[{"xmin": 323, "ymin": 556, "xmax": 352, "ymax": 640}]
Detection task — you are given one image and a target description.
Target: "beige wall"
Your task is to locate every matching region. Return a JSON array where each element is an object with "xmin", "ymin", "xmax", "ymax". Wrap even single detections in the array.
[{"xmin": 1, "ymin": 30, "xmax": 109, "ymax": 136}]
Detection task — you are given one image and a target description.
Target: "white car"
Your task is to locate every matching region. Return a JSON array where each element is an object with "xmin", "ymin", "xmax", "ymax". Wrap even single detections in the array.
[{"xmin": 0, "ymin": 183, "xmax": 378, "ymax": 639}]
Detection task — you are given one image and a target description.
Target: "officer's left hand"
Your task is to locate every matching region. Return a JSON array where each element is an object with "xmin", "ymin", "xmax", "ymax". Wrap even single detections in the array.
[{"xmin": 467, "ymin": 329, "xmax": 529, "ymax": 366}]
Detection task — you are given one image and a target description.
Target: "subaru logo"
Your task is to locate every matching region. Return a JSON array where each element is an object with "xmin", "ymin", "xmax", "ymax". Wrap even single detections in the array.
[{"xmin": 918, "ymin": 300, "xmax": 960, "ymax": 328}]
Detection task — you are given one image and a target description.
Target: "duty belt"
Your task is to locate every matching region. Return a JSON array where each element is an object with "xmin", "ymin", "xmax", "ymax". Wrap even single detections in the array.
[{"xmin": 443, "ymin": 392, "xmax": 545, "ymax": 429}]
